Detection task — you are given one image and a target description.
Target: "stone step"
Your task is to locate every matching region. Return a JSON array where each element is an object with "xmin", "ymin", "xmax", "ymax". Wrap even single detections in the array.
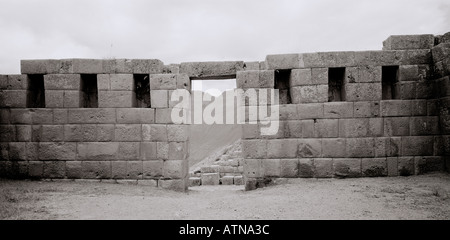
[
  {"xmin": 201, "ymin": 165, "xmax": 220, "ymax": 173},
  {"xmin": 201, "ymin": 173, "xmax": 220, "ymax": 185},
  {"xmin": 220, "ymin": 176, "xmax": 235, "ymax": 185},
  {"xmin": 189, "ymin": 177, "xmax": 201, "ymax": 187}
]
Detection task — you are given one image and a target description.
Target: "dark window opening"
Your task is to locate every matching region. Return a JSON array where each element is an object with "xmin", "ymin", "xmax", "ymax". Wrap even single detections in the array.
[
  {"xmin": 382, "ymin": 66, "xmax": 399, "ymax": 100},
  {"xmin": 328, "ymin": 67, "xmax": 346, "ymax": 102},
  {"xmin": 27, "ymin": 74, "xmax": 45, "ymax": 108},
  {"xmin": 134, "ymin": 74, "xmax": 151, "ymax": 108},
  {"xmin": 275, "ymin": 70, "xmax": 291, "ymax": 104},
  {"xmin": 81, "ymin": 74, "xmax": 98, "ymax": 108}
]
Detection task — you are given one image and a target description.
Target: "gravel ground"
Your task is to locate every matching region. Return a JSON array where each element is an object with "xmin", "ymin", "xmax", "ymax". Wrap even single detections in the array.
[{"xmin": 1, "ymin": 173, "xmax": 449, "ymax": 220}]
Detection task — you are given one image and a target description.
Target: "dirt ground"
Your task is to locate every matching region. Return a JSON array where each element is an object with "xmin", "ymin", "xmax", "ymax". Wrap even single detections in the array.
[{"xmin": 1, "ymin": 173, "xmax": 450, "ymax": 220}]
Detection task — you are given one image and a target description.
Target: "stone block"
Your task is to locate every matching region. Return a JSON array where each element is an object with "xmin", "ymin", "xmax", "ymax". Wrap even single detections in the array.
[
  {"xmin": 38, "ymin": 142, "xmax": 76, "ymax": 160},
  {"xmin": 189, "ymin": 177, "xmax": 201, "ymax": 187},
  {"xmin": 167, "ymin": 125, "xmax": 189, "ymax": 142},
  {"xmin": 9, "ymin": 109, "xmax": 32, "ymax": 124},
  {"xmin": 168, "ymin": 142, "xmax": 188, "ymax": 160},
  {"xmin": 333, "ymin": 158, "xmax": 361, "ymax": 178},
  {"xmin": 345, "ymin": 83, "xmax": 381, "ymax": 101},
  {"xmin": 280, "ymin": 159, "xmax": 299, "ymax": 178},
  {"xmin": 115, "ymin": 124, "xmax": 142, "ymax": 141},
  {"xmin": 30, "ymin": 109, "xmax": 53, "ymax": 124},
  {"xmin": 297, "ymin": 103, "xmax": 324, "ymax": 119},
  {"xmin": 234, "ymin": 176, "xmax": 244, "ymax": 185},
  {"xmin": 143, "ymin": 160, "xmax": 164, "ymax": 179},
  {"xmin": 43, "ymin": 161, "xmax": 66, "ymax": 179},
  {"xmin": 109, "ymin": 74, "xmax": 134, "ymax": 90},
  {"xmin": 353, "ymin": 102, "xmax": 380, "ymax": 118},
  {"xmin": 180, "ymin": 61, "xmax": 244, "ymax": 79},
  {"xmin": 298, "ymin": 139, "xmax": 322, "ymax": 158},
  {"xmin": 346, "ymin": 138, "xmax": 375, "ymax": 158},
  {"xmin": 201, "ymin": 173, "xmax": 220, "ymax": 185},
  {"xmin": 140, "ymin": 142, "xmax": 157, "ymax": 160},
  {"xmin": 81, "ymin": 161, "xmax": 112, "ymax": 179},
  {"xmin": 97, "ymin": 74, "xmax": 110, "ymax": 90},
  {"xmin": 242, "ymin": 123, "xmax": 260, "ymax": 139},
  {"xmin": 77, "ymin": 142, "xmax": 118, "ymax": 160},
  {"xmin": 43, "ymin": 74, "xmax": 81, "ymax": 90},
  {"xmin": 243, "ymin": 159, "xmax": 262, "ymax": 178},
  {"xmin": 278, "ymin": 104, "xmax": 298, "ymax": 120},
  {"xmin": 242, "ymin": 139, "xmax": 267, "ymax": 159},
  {"xmin": 381, "ymin": 100, "xmax": 411, "ymax": 117},
  {"xmin": 383, "ymin": 117, "xmax": 410, "ymax": 136},
  {"xmin": 126, "ymin": 161, "xmax": 143, "ymax": 179},
  {"xmin": 290, "ymin": 69, "xmax": 312, "ymax": 86},
  {"xmin": 63, "ymin": 90, "xmax": 82, "ymax": 108},
  {"xmin": 0, "ymin": 109, "xmax": 9, "ymax": 124},
  {"xmin": 293, "ymin": 85, "xmax": 328, "ymax": 103},
  {"xmin": 97, "ymin": 124, "xmax": 115, "ymax": 142},
  {"xmin": 410, "ymin": 116, "xmax": 440, "ymax": 136},
  {"xmin": 67, "ymin": 109, "xmax": 115, "ymax": 124},
  {"xmin": 221, "ymin": 176, "xmax": 234, "ymax": 185},
  {"xmin": 387, "ymin": 157, "xmax": 398, "ymax": 177},
  {"xmin": 28, "ymin": 161, "xmax": 43, "ymax": 178},
  {"xmin": 21, "ymin": 59, "xmax": 60, "ymax": 74},
  {"xmin": 283, "ymin": 121, "xmax": 301, "ymax": 138},
  {"xmin": 149, "ymin": 74, "xmax": 177, "ymax": 90},
  {"xmin": 150, "ymin": 90, "xmax": 169, "ymax": 108},
  {"xmin": 265, "ymin": 54, "xmax": 303, "ymax": 69},
  {"xmin": 411, "ymin": 100, "xmax": 427, "ymax": 116},
  {"xmin": 362, "ymin": 158, "xmax": 388, "ymax": 177},
  {"xmin": 400, "ymin": 49, "xmax": 432, "ymax": 65},
  {"xmin": 111, "ymin": 161, "xmax": 127, "ymax": 179},
  {"xmin": 432, "ymin": 42, "xmax": 450, "ymax": 62},
  {"xmin": 261, "ymin": 159, "xmax": 281, "ymax": 177},
  {"xmin": 159, "ymin": 179, "xmax": 187, "ymax": 192},
  {"xmin": 98, "ymin": 91, "xmax": 136, "ymax": 108},
  {"xmin": 142, "ymin": 124, "xmax": 167, "ymax": 142},
  {"xmin": 138, "ymin": 179, "xmax": 158, "ymax": 187},
  {"xmin": 155, "ymin": 108, "xmax": 174, "ymax": 124},
  {"xmin": 322, "ymin": 138, "xmax": 346, "ymax": 158},
  {"xmin": 116, "ymin": 108, "xmax": 155, "ymax": 124},
  {"xmin": 357, "ymin": 66, "xmax": 382, "ymax": 83},
  {"xmin": 15, "ymin": 125, "xmax": 31, "ymax": 142},
  {"xmin": 201, "ymin": 165, "xmax": 220, "ymax": 173},
  {"xmin": 9, "ymin": 142, "xmax": 27, "ymax": 160},
  {"xmin": 156, "ymin": 142, "xmax": 169, "ymax": 160},
  {"xmin": 339, "ymin": 119, "xmax": 370, "ymax": 137},
  {"xmin": 311, "ymin": 68, "xmax": 328, "ymax": 85},
  {"xmin": 66, "ymin": 161, "xmax": 82, "ymax": 179},
  {"xmin": 118, "ymin": 142, "xmax": 140, "ymax": 160},
  {"xmin": 41, "ymin": 125, "xmax": 64, "ymax": 141},
  {"xmin": 323, "ymin": 102, "xmax": 353, "ymax": 118},
  {"xmin": 176, "ymin": 74, "xmax": 190, "ymax": 90},
  {"xmin": 0, "ymin": 90, "xmax": 27, "ymax": 108},
  {"xmin": 236, "ymin": 70, "xmax": 274, "ymax": 88},
  {"xmin": 383, "ymin": 34, "xmax": 434, "ymax": 50},
  {"xmin": 314, "ymin": 119, "xmax": 338, "ymax": 138},
  {"xmin": 314, "ymin": 159, "xmax": 333, "ymax": 178},
  {"xmin": 398, "ymin": 157, "xmax": 415, "ymax": 176},
  {"xmin": 5, "ymin": 75, "xmax": 28, "ymax": 90},
  {"xmin": 401, "ymin": 136, "xmax": 434, "ymax": 156},
  {"xmin": 128, "ymin": 59, "xmax": 164, "ymax": 74}
]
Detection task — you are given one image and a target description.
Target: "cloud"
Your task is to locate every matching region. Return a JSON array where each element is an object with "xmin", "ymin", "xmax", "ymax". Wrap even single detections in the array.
[{"xmin": 0, "ymin": 0, "xmax": 448, "ymax": 74}]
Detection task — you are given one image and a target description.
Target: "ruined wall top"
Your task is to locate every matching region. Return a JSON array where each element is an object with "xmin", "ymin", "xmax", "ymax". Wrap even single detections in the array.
[{"xmin": 19, "ymin": 32, "xmax": 449, "ymax": 77}]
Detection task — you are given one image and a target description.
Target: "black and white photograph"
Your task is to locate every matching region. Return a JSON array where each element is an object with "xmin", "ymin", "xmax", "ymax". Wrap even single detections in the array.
[{"xmin": 0, "ymin": 0, "xmax": 450, "ymax": 226}]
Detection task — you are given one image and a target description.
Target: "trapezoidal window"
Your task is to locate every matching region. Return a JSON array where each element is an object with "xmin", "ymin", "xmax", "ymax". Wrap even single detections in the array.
[
  {"xmin": 328, "ymin": 67, "xmax": 346, "ymax": 102},
  {"xmin": 81, "ymin": 74, "xmax": 98, "ymax": 108},
  {"xmin": 27, "ymin": 74, "xmax": 45, "ymax": 108},
  {"xmin": 382, "ymin": 66, "xmax": 399, "ymax": 100},
  {"xmin": 275, "ymin": 69, "xmax": 291, "ymax": 104},
  {"xmin": 134, "ymin": 74, "xmax": 150, "ymax": 108}
]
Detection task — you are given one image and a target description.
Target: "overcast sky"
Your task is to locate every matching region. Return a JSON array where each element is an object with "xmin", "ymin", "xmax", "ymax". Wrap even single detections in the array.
[{"xmin": 0, "ymin": 0, "xmax": 449, "ymax": 74}]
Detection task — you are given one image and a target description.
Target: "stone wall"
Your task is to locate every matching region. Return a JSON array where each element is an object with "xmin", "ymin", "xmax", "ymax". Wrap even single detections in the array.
[
  {"xmin": 0, "ymin": 59, "xmax": 191, "ymax": 191},
  {"xmin": 0, "ymin": 32, "xmax": 449, "ymax": 192},
  {"xmin": 237, "ymin": 33, "xmax": 450, "ymax": 190}
]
